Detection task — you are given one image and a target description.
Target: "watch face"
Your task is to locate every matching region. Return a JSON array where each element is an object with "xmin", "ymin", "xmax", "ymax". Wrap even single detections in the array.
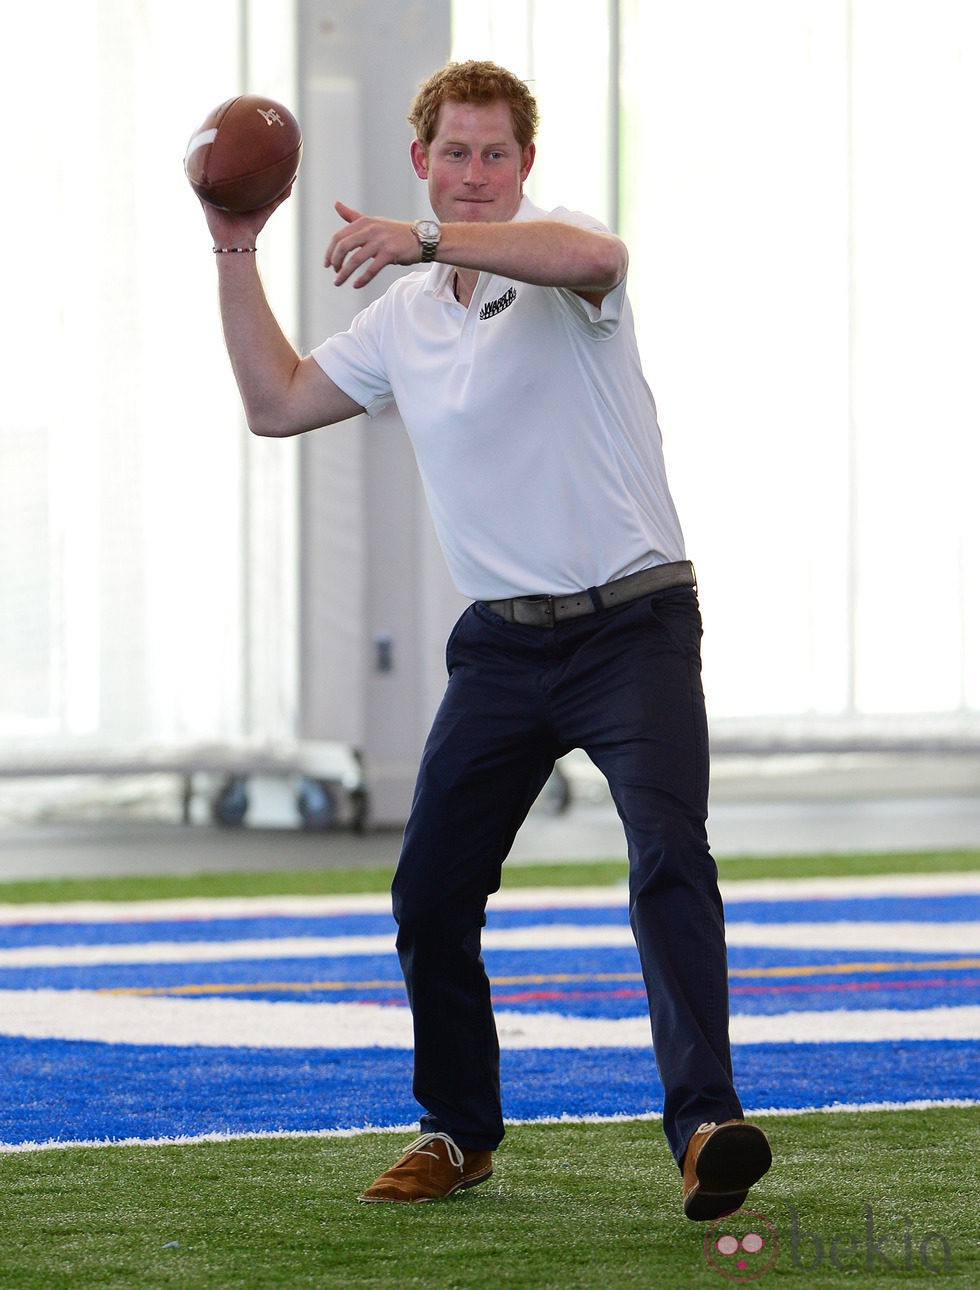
[{"xmin": 416, "ymin": 220, "xmax": 440, "ymax": 240}]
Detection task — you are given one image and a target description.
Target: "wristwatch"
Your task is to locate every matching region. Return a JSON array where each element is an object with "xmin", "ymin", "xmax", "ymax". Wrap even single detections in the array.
[{"xmin": 411, "ymin": 218, "xmax": 442, "ymax": 263}]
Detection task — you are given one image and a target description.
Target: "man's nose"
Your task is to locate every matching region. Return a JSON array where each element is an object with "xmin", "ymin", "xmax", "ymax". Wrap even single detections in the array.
[{"xmin": 463, "ymin": 158, "xmax": 487, "ymax": 184}]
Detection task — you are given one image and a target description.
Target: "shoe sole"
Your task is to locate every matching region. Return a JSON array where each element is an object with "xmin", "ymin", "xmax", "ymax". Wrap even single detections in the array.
[
  {"xmin": 684, "ymin": 1124, "xmax": 771, "ymax": 1222},
  {"xmin": 358, "ymin": 1165, "xmax": 493, "ymax": 1204}
]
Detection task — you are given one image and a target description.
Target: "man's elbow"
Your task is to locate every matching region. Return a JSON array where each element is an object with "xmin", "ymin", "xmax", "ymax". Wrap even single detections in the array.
[
  {"xmin": 593, "ymin": 236, "xmax": 628, "ymax": 290},
  {"xmin": 244, "ymin": 362, "xmax": 360, "ymax": 437},
  {"xmin": 246, "ymin": 412, "xmax": 280, "ymax": 437},
  {"xmin": 572, "ymin": 235, "xmax": 627, "ymax": 294},
  {"xmin": 246, "ymin": 407, "xmax": 302, "ymax": 438}
]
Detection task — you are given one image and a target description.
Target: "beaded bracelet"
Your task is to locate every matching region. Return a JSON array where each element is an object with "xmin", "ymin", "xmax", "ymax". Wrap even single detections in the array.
[{"xmin": 213, "ymin": 246, "xmax": 257, "ymax": 254}]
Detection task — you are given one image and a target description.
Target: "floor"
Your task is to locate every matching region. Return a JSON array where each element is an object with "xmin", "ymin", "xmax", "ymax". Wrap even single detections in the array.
[{"xmin": 0, "ymin": 752, "xmax": 976, "ymax": 883}]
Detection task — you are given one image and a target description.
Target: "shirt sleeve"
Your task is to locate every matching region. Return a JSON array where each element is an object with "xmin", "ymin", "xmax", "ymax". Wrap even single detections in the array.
[
  {"xmin": 532, "ymin": 203, "xmax": 627, "ymax": 337},
  {"xmin": 555, "ymin": 275, "xmax": 628, "ymax": 334},
  {"xmin": 310, "ymin": 296, "xmax": 396, "ymax": 419}
]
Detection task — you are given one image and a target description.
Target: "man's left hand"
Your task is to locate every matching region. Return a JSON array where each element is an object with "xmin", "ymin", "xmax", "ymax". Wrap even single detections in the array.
[{"xmin": 325, "ymin": 201, "xmax": 421, "ymax": 288}]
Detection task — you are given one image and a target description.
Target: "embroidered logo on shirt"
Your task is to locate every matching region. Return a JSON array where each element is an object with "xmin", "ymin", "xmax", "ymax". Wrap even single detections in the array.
[{"xmin": 479, "ymin": 287, "xmax": 517, "ymax": 320}]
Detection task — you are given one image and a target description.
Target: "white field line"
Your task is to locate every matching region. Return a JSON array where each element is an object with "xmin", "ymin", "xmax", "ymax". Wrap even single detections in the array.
[
  {"xmin": 2, "ymin": 1097, "xmax": 978, "ymax": 1155},
  {"xmin": 0, "ymin": 871, "xmax": 978, "ymax": 925},
  {"xmin": 0, "ymin": 989, "xmax": 977, "ymax": 1049},
  {"xmin": 727, "ymin": 922, "xmax": 980, "ymax": 951},
  {"xmin": 1, "ymin": 920, "xmax": 977, "ymax": 969}
]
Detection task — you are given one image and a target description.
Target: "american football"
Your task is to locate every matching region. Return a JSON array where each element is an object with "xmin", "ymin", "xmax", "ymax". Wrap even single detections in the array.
[{"xmin": 184, "ymin": 94, "xmax": 302, "ymax": 212}]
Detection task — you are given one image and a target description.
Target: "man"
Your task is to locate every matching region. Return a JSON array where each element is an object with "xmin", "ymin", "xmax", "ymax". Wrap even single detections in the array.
[{"xmin": 199, "ymin": 59, "xmax": 771, "ymax": 1220}]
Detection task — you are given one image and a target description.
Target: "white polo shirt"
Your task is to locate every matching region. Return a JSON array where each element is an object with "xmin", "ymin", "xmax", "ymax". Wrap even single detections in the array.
[{"xmin": 312, "ymin": 196, "xmax": 686, "ymax": 601}]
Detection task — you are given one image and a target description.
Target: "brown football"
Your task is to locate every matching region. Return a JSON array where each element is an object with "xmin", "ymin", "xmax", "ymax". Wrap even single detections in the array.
[{"xmin": 184, "ymin": 94, "xmax": 303, "ymax": 213}]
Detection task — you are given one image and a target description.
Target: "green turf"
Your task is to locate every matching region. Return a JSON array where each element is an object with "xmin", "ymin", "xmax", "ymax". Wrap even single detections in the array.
[
  {"xmin": 0, "ymin": 1110, "xmax": 977, "ymax": 1288},
  {"xmin": 1, "ymin": 849, "xmax": 976, "ymax": 1286},
  {"xmin": 0, "ymin": 848, "xmax": 976, "ymax": 905}
]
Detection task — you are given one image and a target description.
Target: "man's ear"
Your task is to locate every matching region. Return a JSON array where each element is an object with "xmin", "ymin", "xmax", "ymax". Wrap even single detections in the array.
[
  {"xmin": 410, "ymin": 139, "xmax": 429, "ymax": 179},
  {"xmin": 521, "ymin": 141, "xmax": 536, "ymax": 183}
]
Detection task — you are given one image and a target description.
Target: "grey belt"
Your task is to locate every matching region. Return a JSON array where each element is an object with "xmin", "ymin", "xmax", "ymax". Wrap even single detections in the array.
[{"xmin": 483, "ymin": 560, "xmax": 696, "ymax": 629}]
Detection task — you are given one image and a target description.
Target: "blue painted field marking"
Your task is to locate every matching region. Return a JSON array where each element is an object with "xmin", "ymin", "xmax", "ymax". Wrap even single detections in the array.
[
  {"xmin": 1, "ymin": 881, "xmax": 977, "ymax": 1146},
  {"xmin": 1, "ymin": 946, "xmax": 978, "ymax": 1016},
  {"xmin": 0, "ymin": 891, "xmax": 975, "ymax": 951},
  {"xmin": 1, "ymin": 1034, "xmax": 976, "ymax": 1148}
]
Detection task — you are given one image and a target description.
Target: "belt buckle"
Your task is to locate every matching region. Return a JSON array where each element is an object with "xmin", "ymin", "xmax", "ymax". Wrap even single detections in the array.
[{"xmin": 522, "ymin": 594, "xmax": 556, "ymax": 628}]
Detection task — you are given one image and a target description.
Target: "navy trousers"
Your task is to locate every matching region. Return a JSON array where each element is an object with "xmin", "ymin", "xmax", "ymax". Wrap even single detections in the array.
[{"xmin": 391, "ymin": 586, "xmax": 744, "ymax": 1166}]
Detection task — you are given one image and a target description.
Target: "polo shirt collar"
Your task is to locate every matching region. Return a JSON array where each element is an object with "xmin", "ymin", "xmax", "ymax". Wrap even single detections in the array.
[{"xmin": 423, "ymin": 195, "xmax": 547, "ymax": 299}]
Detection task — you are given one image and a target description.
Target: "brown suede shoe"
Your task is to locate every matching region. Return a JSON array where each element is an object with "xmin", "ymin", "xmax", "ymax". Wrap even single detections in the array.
[
  {"xmin": 358, "ymin": 1132, "xmax": 493, "ymax": 1204},
  {"xmin": 682, "ymin": 1119, "xmax": 771, "ymax": 1221}
]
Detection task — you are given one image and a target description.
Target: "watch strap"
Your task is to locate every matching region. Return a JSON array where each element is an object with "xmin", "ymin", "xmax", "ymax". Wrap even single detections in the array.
[{"xmin": 412, "ymin": 219, "xmax": 441, "ymax": 263}]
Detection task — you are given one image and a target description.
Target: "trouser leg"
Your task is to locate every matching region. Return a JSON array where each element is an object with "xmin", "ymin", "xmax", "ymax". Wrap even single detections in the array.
[
  {"xmin": 622, "ymin": 805, "xmax": 743, "ymax": 1166},
  {"xmin": 562, "ymin": 590, "xmax": 743, "ymax": 1165},
  {"xmin": 392, "ymin": 589, "xmax": 741, "ymax": 1161},
  {"xmin": 392, "ymin": 604, "xmax": 559, "ymax": 1150}
]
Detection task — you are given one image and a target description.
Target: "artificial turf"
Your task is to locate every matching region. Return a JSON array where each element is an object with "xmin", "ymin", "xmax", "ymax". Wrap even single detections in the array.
[
  {"xmin": 0, "ymin": 847, "xmax": 976, "ymax": 905},
  {"xmin": 0, "ymin": 1109, "xmax": 977, "ymax": 1288},
  {"xmin": 0, "ymin": 848, "xmax": 976, "ymax": 1287}
]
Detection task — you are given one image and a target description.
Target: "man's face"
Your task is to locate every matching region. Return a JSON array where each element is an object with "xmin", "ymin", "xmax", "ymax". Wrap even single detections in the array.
[{"xmin": 410, "ymin": 99, "xmax": 535, "ymax": 224}]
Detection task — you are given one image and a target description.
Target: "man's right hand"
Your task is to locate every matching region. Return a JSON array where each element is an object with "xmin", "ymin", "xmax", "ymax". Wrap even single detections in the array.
[{"xmin": 199, "ymin": 180, "xmax": 295, "ymax": 250}]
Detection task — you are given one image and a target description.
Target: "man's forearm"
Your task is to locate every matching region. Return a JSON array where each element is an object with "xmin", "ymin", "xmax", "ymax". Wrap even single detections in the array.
[
  {"xmin": 325, "ymin": 202, "xmax": 627, "ymax": 297},
  {"xmin": 215, "ymin": 254, "xmax": 361, "ymax": 437},
  {"xmin": 216, "ymin": 254, "xmax": 301, "ymax": 433},
  {"xmin": 436, "ymin": 219, "xmax": 627, "ymax": 294}
]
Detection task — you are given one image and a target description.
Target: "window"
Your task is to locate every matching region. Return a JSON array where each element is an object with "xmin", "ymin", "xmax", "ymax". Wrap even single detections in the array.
[
  {"xmin": 0, "ymin": 0, "xmax": 299, "ymax": 749},
  {"xmin": 454, "ymin": 0, "xmax": 980, "ymax": 731}
]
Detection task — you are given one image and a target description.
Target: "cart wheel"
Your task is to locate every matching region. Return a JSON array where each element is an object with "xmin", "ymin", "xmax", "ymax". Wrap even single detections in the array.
[
  {"xmin": 212, "ymin": 775, "xmax": 249, "ymax": 827},
  {"xmin": 296, "ymin": 777, "xmax": 337, "ymax": 830},
  {"xmin": 349, "ymin": 786, "xmax": 370, "ymax": 834}
]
